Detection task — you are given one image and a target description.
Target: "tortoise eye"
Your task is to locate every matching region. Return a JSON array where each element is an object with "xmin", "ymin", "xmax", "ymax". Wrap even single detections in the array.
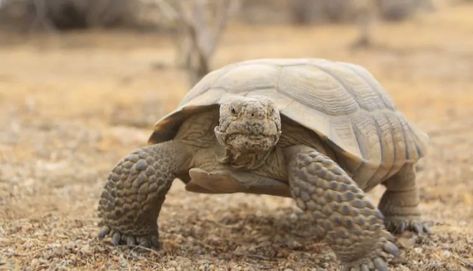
[{"xmin": 231, "ymin": 108, "xmax": 237, "ymax": 115}]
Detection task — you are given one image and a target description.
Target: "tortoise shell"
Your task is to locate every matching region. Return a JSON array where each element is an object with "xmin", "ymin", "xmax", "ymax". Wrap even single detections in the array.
[{"xmin": 149, "ymin": 59, "xmax": 428, "ymax": 185}]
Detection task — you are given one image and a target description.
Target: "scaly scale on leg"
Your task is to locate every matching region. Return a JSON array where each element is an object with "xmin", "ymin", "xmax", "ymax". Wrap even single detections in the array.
[
  {"xmin": 285, "ymin": 145, "xmax": 400, "ymax": 270},
  {"xmin": 97, "ymin": 141, "xmax": 191, "ymax": 248}
]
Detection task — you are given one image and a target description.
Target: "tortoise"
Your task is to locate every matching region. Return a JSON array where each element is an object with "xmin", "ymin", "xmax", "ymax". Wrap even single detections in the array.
[{"xmin": 97, "ymin": 58, "xmax": 429, "ymax": 270}]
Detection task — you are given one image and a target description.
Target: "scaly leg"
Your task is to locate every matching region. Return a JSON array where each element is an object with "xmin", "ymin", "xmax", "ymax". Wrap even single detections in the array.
[
  {"xmin": 97, "ymin": 141, "xmax": 192, "ymax": 247},
  {"xmin": 285, "ymin": 145, "xmax": 399, "ymax": 271},
  {"xmin": 379, "ymin": 163, "xmax": 430, "ymax": 234}
]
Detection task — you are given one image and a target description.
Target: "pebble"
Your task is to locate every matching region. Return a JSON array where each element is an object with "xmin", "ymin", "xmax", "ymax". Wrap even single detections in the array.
[{"xmin": 397, "ymin": 236, "xmax": 416, "ymax": 248}]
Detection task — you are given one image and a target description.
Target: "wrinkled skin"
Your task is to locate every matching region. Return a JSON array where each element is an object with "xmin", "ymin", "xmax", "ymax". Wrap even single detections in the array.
[
  {"xmin": 214, "ymin": 97, "xmax": 281, "ymax": 169},
  {"xmin": 97, "ymin": 96, "xmax": 426, "ymax": 270}
]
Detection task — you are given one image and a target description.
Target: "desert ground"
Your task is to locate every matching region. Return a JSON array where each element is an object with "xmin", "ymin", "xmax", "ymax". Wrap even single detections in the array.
[{"xmin": 1, "ymin": 3, "xmax": 473, "ymax": 271}]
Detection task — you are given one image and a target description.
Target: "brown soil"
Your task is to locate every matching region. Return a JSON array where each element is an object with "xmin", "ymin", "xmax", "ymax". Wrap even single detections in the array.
[{"xmin": 1, "ymin": 3, "xmax": 472, "ymax": 271}]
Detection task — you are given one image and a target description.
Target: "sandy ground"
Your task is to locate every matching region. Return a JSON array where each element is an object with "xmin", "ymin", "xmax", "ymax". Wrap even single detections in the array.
[{"xmin": 1, "ymin": 3, "xmax": 473, "ymax": 271}]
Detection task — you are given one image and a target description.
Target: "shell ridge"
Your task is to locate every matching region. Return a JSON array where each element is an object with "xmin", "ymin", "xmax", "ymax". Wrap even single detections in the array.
[
  {"xmin": 276, "ymin": 66, "xmax": 359, "ymax": 117},
  {"xmin": 373, "ymin": 114, "xmax": 385, "ymax": 165},
  {"xmin": 401, "ymin": 118, "xmax": 418, "ymax": 161},
  {"xmin": 364, "ymin": 113, "xmax": 392, "ymax": 184},
  {"xmin": 343, "ymin": 63, "xmax": 395, "ymax": 110},
  {"xmin": 381, "ymin": 111, "xmax": 397, "ymax": 178},
  {"xmin": 280, "ymin": 65, "xmax": 402, "ymax": 117},
  {"xmin": 397, "ymin": 117, "xmax": 413, "ymax": 161},
  {"xmin": 277, "ymin": 88, "xmax": 334, "ymax": 115},
  {"xmin": 310, "ymin": 63, "xmax": 364, "ymax": 111},
  {"xmin": 275, "ymin": 65, "xmax": 284, "ymax": 93},
  {"xmin": 386, "ymin": 112, "xmax": 407, "ymax": 170},
  {"xmin": 407, "ymin": 124, "xmax": 428, "ymax": 158},
  {"xmin": 351, "ymin": 122, "xmax": 368, "ymax": 160},
  {"xmin": 182, "ymin": 64, "xmax": 240, "ymax": 105}
]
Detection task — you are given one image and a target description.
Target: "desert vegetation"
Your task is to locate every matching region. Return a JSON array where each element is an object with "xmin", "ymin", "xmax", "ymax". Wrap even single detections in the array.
[{"xmin": 0, "ymin": 1, "xmax": 472, "ymax": 270}]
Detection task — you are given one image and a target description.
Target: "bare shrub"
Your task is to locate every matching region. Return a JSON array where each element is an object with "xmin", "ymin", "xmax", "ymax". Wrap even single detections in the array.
[
  {"xmin": 379, "ymin": 0, "xmax": 423, "ymax": 21},
  {"xmin": 0, "ymin": 0, "xmax": 140, "ymax": 31},
  {"xmin": 287, "ymin": 0, "xmax": 434, "ymax": 48},
  {"xmin": 153, "ymin": 0, "xmax": 235, "ymax": 86}
]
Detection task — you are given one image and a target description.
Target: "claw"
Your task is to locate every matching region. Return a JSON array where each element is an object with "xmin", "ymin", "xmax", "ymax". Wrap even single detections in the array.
[
  {"xmin": 137, "ymin": 237, "xmax": 151, "ymax": 248},
  {"xmin": 112, "ymin": 232, "xmax": 121, "ymax": 246},
  {"xmin": 423, "ymin": 224, "xmax": 432, "ymax": 234},
  {"xmin": 375, "ymin": 210, "xmax": 384, "ymax": 219},
  {"xmin": 98, "ymin": 226, "xmax": 110, "ymax": 239},
  {"xmin": 414, "ymin": 223, "xmax": 423, "ymax": 234},
  {"xmin": 373, "ymin": 257, "xmax": 388, "ymax": 271},
  {"xmin": 381, "ymin": 230, "xmax": 395, "ymax": 241},
  {"xmin": 383, "ymin": 241, "xmax": 400, "ymax": 257},
  {"xmin": 126, "ymin": 236, "xmax": 137, "ymax": 246},
  {"xmin": 398, "ymin": 221, "xmax": 406, "ymax": 233},
  {"xmin": 150, "ymin": 235, "xmax": 160, "ymax": 248},
  {"xmin": 386, "ymin": 217, "xmax": 431, "ymax": 236},
  {"xmin": 360, "ymin": 264, "xmax": 369, "ymax": 271}
]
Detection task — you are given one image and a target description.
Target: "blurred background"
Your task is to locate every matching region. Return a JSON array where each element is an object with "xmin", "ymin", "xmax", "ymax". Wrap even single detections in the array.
[{"xmin": 0, "ymin": 0, "xmax": 472, "ymax": 270}]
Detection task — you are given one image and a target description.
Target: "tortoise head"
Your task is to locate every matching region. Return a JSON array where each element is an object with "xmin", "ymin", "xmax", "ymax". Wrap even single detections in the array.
[{"xmin": 214, "ymin": 96, "xmax": 281, "ymax": 155}]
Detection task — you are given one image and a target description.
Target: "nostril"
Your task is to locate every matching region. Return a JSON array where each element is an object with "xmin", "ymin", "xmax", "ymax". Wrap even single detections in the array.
[{"xmin": 251, "ymin": 113, "xmax": 255, "ymax": 117}]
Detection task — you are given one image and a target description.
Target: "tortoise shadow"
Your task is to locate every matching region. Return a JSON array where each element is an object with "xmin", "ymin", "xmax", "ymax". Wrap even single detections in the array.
[{"xmin": 157, "ymin": 205, "xmax": 330, "ymax": 263}]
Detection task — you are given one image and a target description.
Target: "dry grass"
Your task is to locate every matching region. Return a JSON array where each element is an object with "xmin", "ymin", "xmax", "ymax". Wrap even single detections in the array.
[{"xmin": 1, "ymin": 3, "xmax": 473, "ymax": 271}]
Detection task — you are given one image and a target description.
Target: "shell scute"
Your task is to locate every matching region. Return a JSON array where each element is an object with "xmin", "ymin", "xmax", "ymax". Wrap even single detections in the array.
[
  {"xmin": 278, "ymin": 65, "xmax": 359, "ymax": 116},
  {"xmin": 312, "ymin": 62, "xmax": 387, "ymax": 111},
  {"xmin": 213, "ymin": 64, "xmax": 279, "ymax": 92}
]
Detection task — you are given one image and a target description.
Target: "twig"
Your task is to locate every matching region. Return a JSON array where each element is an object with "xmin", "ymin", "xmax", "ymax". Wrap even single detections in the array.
[
  {"xmin": 452, "ymin": 253, "xmax": 473, "ymax": 269},
  {"xmin": 131, "ymin": 245, "xmax": 162, "ymax": 257}
]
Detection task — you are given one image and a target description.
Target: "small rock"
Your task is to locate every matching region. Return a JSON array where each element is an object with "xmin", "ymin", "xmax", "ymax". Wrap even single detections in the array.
[
  {"xmin": 286, "ymin": 240, "xmax": 302, "ymax": 249},
  {"xmin": 80, "ymin": 244, "xmax": 92, "ymax": 255},
  {"xmin": 398, "ymin": 237, "xmax": 416, "ymax": 248},
  {"xmin": 441, "ymin": 250, "xmax": 451, "ymax": 258}
]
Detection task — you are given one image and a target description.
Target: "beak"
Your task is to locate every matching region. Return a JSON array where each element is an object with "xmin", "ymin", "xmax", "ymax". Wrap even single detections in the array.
[{"xmin": 214, "ymin": 126, "xmax": 226, "ymax": 146}]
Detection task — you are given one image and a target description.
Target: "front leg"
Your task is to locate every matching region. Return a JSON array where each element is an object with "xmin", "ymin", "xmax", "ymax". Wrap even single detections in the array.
[
  {"xmin": 285, "ymin": 145, "xmax": 399, "ymax": 271},
  {"xmin": 97, "ymin": 141, "xmax": 192, "ymax": 248}
]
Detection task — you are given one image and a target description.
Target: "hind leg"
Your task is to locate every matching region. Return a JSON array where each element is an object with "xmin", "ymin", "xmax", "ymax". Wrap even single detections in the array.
[{"xmin": 379, "ymin": 164, "xmax": 430, "ymax": 234}]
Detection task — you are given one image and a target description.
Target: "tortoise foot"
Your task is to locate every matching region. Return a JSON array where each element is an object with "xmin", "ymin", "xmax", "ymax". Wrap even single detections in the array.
[
  {"xmin": 98, "ymin": 226, "xmax": 160, "ymax": 249},
  {"xmin": 384, "ymin": 216, "xmax": 431, "ymax": 235},
  {"xmin": 342, "ymin": 239, "xmax": 400, "ymax": 271}
]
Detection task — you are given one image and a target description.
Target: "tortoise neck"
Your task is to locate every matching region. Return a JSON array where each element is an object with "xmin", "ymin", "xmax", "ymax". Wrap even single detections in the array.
[{"xmin": 219, "ymin": 147, "xmax": 273, "ymax": 170}]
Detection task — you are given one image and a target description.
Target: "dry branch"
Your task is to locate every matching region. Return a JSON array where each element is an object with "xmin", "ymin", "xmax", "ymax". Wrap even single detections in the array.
[{"xmin": 154, "ymin": 0, "xmax": 234, "ymax": 85}]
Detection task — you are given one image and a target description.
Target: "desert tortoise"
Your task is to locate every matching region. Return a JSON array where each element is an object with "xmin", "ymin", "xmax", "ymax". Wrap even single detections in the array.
[{"xmin": 97, "ymin": 58, "xmax": 429, "ymax": 270}]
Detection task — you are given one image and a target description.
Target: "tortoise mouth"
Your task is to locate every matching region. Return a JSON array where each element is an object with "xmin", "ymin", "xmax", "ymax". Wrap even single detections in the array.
[
  {"xmin": 227, "ymin": 133, "xmax": 278, "ymax": 151},
  {"xmin": 227, "ymin": 132, "xmax": 275, "ymax": 140},
  {"xmin": 215, "ymin": 128, "xmax": 281, "ymax": 152}
]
